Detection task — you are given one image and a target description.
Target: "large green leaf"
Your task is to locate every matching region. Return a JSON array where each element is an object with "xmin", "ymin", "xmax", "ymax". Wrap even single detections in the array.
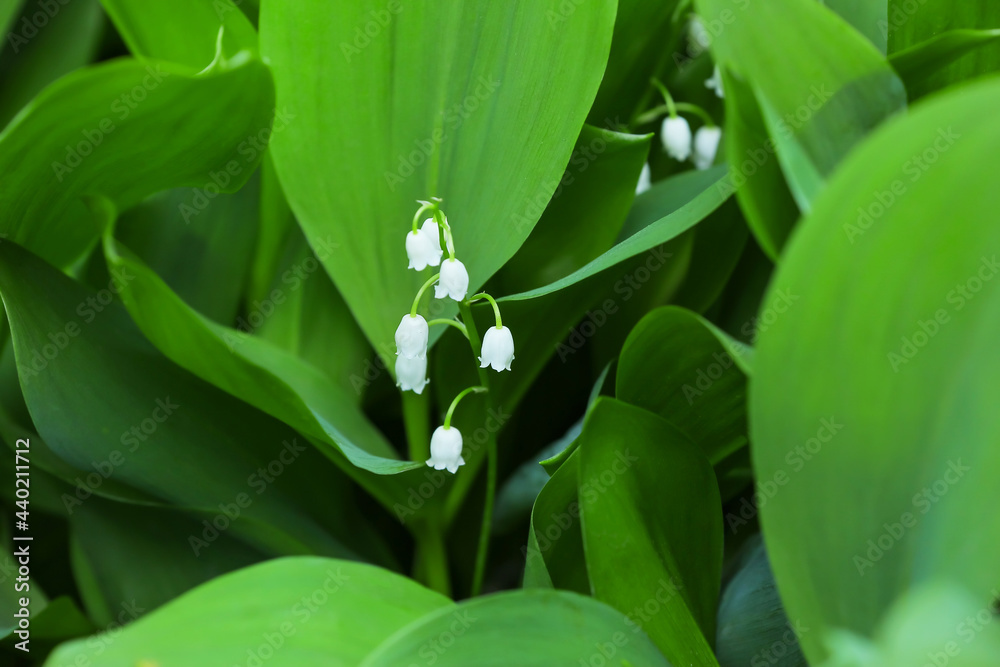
[
  {"xmin": 46, "ymin": 558, "xmax": 452, "ymax": 666},
  {"xmin": 579, "ymin": 398, "xmax": 722, "ymax": 665},
  {"xmin": 887, "ymin": 1, "xmax": 1000, "ymax": 99},
  {"xmin": 361, "ymin": 589, "xmax": 672, "ymax": 667},
  {"xmin": 0, "ymin": 0, "xmax": 104, "ymax": 128},
  {"xmin": 102, "ymin": 229, "xmax": 424, "ymax": 489},
  {"xmin": 751, "ymin": 77, "xmax": 1000, "ymax": 662},
  {"xmin": 261, "ymin": 0, "xmax": 618, "ymax": 361},
  {"xmin": 889, "ymin": 29, "xmax": 1000, "ymax": 101},
  {"xmin": 101, "ymin": 0, "xmax": 257, "ymax": 69},
  {"xmin": 696, "ymin": 0, "xmax": 906, "ymax": 214},
  {"xmin": 821, "ymin": 0, "xmax": 887, "ymax": 53},
  {"xmin": 0, "ymin": 53, "xmax": 273, "ymax": 268},
  {"xmin": 0, "ymin": 239, "xmax": 354, "ymax": 558}
]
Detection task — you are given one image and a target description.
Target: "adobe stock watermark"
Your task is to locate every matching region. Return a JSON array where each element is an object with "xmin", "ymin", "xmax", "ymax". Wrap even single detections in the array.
[
  {"xmin": 340, "ymin": 1, "xmax": 403, "ymax": 62},
  {"xmin": 740, "ymin": 288, "xmax": 799, "ymax": 344},
  {"xmin": 853, "ymin": 459, "xmax": 971, "ymax": 576},
  {"xmin": 887, "ymin": 255, "xmax": 999, "ymax": 373},
  {"xmin": 384, "ymin": 75, "xmax": 501, "ymax": 191},
  {"xmin": 179, "ymin": 107, "xmax": 296, "ymax": 223},
  {"xmin": 556, "ymin": 246, "xmax": 673, "ymax": 363},
  {"xmin": 51, "ymin": 65, "xmax": 170, "ymax": 181},
  {"xmin": 236, "ymin": 567, "xmax": 350, "ymax": 667},
  {"xmin": 843, "ymin": 126, "xmax": 959, "ymax": 243},
  {"xmin": 189, "ymin": 438, "xmax": 308, "ymax": 555},
  {"xmin": 918, "ymin": 591, "xmax": 1000, "ymax": 667},
  {"xmin": 521, "ymin": 449, "xmax": 638, "ymax": 568},
  {"xmin": 726, "ymin": 417, "xmax": 844, "ymax": 533},
  {"xmin": 393, "ymin": 406, "xmax": 512, "ymax": 522},
  {"xmin": 60, "ymin": 397, "xmax": 180, "ymax": 515},
  {"xmin": 19, "ymin": 268, "xmax": 135, "ymax": 379},
  {"xmin": 748, "ymin": 620, "xmax": 809, "ymax": 667},
  {"xmin": 6, "ymin": 0, "xmax": 75, "ymax": 55},
  {"xmin": 680, "ymin": 340, "xmax": 752, "ymax": 405},
  {"xmin": 223, "ymin": 237, "xmax": 338, "ymax": 350},
  {"xmin": 406, "ymin": 610, "xmax": 478, "ymax": 667}
]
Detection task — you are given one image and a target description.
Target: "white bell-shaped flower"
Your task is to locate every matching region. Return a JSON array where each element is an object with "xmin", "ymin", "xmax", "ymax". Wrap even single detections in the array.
[
  {"xmin": 635, "ymin": 162, "xmax": 652, "ymax": 195},
  {"xmin": 692, "ymin": 125, "xmax": 722, "ymax": 170},
  {"xmin": 395, "ymin": 354, "xmax": 429, "ymax": 394},
  {"xmin": 426, "ymin": 425, "xmax": 465, "ymax": 474},
  {"xmin": 705, "ymin": 65, "xmax": 724, "ymax": 98},
  {"xmin": 395, "ymin": 314, "xmax": 428, "ymax": 359},
  {"xmin": 434, "ymin": 258, "xmax": 469, "ymax": 301},
  {"xmin": 661, "ymin": 116, "xmax": 692, "ymax": 162},
  {"xmin": 419, "ymin": 218, "xmax": 443, "ymax": 267},
  {"xmin": 479, "ymin": 325, "xmax": 515, "ymax": 372},
  {"xmin": 405, "ymin": 225, "xmax": 440, "ymax": 271}
]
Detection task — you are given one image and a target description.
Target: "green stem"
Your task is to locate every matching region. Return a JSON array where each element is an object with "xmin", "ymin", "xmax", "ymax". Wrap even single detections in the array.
[
  {"xmin": 435, "ymin": 209, "xmax": 456, "ymax": 260},
  {"xmin": 444, "ymin": 386, "xmax": 486, "ymax": 429},
  {"xmin": 413, "ymin": 524, "xmax": 451, "ymax": 597},
  {"xmin": 458, "ymin": 300, "xmax": 498, "ymax": 597},
  {"xmin": 411, "ymin": 273, "xmax": 441, "ymax": 316},
  {"xmin": 675, "ymin": 102, "xmax": 716, "ymax": 127},
  {"xmin": 412, "ymin": 199, "xmax": 438, "ymax": 232},
  {"xmin": 402, "ymin": 390, "xmax": 430, "ymax": 462},
  {"xmin": 633, "ymin": 102, "xmax": 716, "ymax": 128},
  {"xmin": 428, "ymin": 318, "xmax": 469, "ymax": 338},
  {"xmin": 467, "ymin": 292, "xmax": 502, "ymax": 329},
  {"xmin": 651, "ymin": 77, "xmax": 678, "ymax": 117}
]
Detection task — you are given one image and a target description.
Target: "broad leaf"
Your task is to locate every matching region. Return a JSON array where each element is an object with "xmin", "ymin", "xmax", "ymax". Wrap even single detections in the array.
[
  {"xmin": 261, "ymin": 0, "xmax": 618, "ymax": 361},
  {"xmin": 751, "ymin": 77, "xmax": 1000, "ymax": 661}
]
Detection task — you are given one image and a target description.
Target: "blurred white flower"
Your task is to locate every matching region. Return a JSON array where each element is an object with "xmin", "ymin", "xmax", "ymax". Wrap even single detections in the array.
[
  {"xmin": 661, "ymin": 116, "xmax": 692, "ymax": 161},
  {"xmin": 636, "ymin": 162, "xmax": 652, "ymax": 195},
  {"xmin": 706, "ymin": 66, "xmax": 724, "ymax": 98},
  {"xmin": 693, "ymin": 125, "xmax": 722, "ymax": 170}
]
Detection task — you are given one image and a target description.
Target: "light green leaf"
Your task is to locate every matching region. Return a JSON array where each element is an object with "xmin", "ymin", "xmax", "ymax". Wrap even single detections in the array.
[
  {"xmin": 750, "ymin": 77, "xmax": 1000, "ymax": 662},
  {"xmin": 821, "ymin": 0, "xmax": 887, "ymax": 53},
  {"xmin": 46, "ymin": 558, "xmax": 452, "ymax": 666},
  {"xmin": 361, "ymin": 589, "xmax": 672, "ymax": 667},
  {"xmin": 578, "ymin": 398, "xmax": 722, "ymax": 665},
  {"xmin": 261, "ymin": 0, "xmax": 618, "ymax": 361},
  {"xmin": 101, "ymin": 0, "xmax": 258, "ymax": 69},
  {"xmin": 0, "ymin": 54, "xmax": 273, "ymax": 268},
  {"xmin": 890, "ymin": 29, "xmax": 1000, "ymax": 100}
]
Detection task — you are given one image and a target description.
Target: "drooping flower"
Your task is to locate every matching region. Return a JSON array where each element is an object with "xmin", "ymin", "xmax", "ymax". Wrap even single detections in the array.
[
  {"xmin": 405, "ymin": 224, "xmax": 441, "ymax": 271},
  {"xmin": 661, "ymin": 116, "xmax": 692, "ymax": 162},
  {"xmin": 426, "ymin": 425, "xmax": 465, "ymax": 474},
  {"xmin": 636, "ymin": 162, "xmax": 652, "ymax": 195},
  {"xmin": 434, "ymin": 258, "xmax": 469, "ymax": 301},
  {"xmin": 479, "ymin": 325, "xmax": 515, "ymax": 372},
  {"xmin": 692, "ymin": 125, "xmax": 722, "ymax": 170},
  {"xmin": 705, "ymin": 65, "xmax": 724, "ymax": 98},
  {"xmin": 420, "ymin": 218, "xmax": 443, "ymax": 266},
  {"xmin": 395, "ymin": 354, "xmax": 429, "ymax": 394},
  {"xmin": 395, "ymin": 314, "xmax": 428, "ymax": 359}
]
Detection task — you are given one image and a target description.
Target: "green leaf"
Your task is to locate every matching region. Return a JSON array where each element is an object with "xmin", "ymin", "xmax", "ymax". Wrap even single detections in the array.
[
  {"xmin": 496, "ymin": 125, "xmax": 651, "ymax": 294},
  {"xmin": 114, "ymin": 178, "xmax": 260, "ymax": 326},
  {"xmin": 46, "ymin": 558, "xmax": 452, "ymax": 666},
  {"xmin": 578, "ymin": 398, "xmax": 722, "ymax": 665},
  {"xmin": 887, "ymin": 1, "xmax": 1000, "ymax": 99},
  {"xmin": 0, "ymin": 239, "xmax": 355, "ymax": 558},
  {"xmin": 671, "ymin": 198, "xmax": 749, "ymax": 313},
  {"xmin": 523, "ymin": 450, "xmax": 588, "ymax": 593},
  {"xmin": 102, "ymin": 228, "xmax": 424, "ymax": 488},
  {"xmin": 0, "ymin": 0, "xmax": 22, "ymax": 36},
  {"xmin": 617, "ymin": 306, "xmax": 753, "ymax": 499},
  {"xmin": 889, "ymin": 29, "xmax": 1000, "ymax": 100},
  {"xmin": 260, "ymin": 0, "xmax": 618, "ymax": 361},
  {"xmin": 501, "ymin": 165, "xmax": 729, "ymax": 302},
  {"xmin": 0, "ymin": 0, "xmax": 104, "ymax": 128},
  {"xmin": 101, "ymin": 0, "xmax": 258, "ymax": 69},
  {"xmin": 820, "ymin": 0, "xmax": 888, "ymax": 53},
  {"xmin": 361, "ymin": 589, "xmax": 672, "ymax": 667},
  {"xmin": 716, "ymin": 535, "xmax": 806, "ymax": 667},
  {"xmin": 696, "ymin": 0, "xmax": 906, "ymax": 213},
  {"xmin": 69, "ymin": 497, "xmax": 264, "ymax": 628},
  {"xmin": 750, "ymin": 77, "xmax": 1000, "ymax": 662},
  {"xmin": 0, "ymin": 54, "xmax": 273, "ymax": 268}
]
